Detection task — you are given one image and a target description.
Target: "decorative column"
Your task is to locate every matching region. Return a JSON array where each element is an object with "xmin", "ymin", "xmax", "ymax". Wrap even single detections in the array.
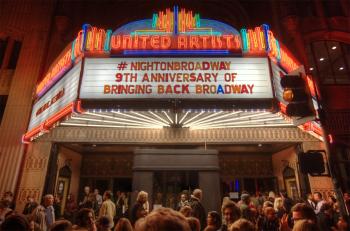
[{"xmin": 16, "ymin": 141, "xmax": 52, "ymax": 212}]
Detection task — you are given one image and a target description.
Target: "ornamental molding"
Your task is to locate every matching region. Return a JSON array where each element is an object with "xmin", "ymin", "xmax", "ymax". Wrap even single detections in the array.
[{"xmin": 38, "ymin": 127, "xmax": 318, "ymax": 143}]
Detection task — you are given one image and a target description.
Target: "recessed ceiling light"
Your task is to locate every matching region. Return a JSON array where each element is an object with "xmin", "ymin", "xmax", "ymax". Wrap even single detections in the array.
[
  {"xmin": 331, "ymin": 46, "xmax": 337, "ymax": 50},
  {"xmin": 319, "ymin": 57, "xmax": 325, "ymax": 61},
  {"xmin": 309, "ymin": 67, "xmax": 314, "ymax": 71},
  {"xmin": 339, "ymin": 67, "xmax": 344, "ymax": 70}
]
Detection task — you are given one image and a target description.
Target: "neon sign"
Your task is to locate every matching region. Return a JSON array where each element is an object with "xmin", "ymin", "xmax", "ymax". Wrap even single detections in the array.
[{"xmin": 35, "ymin": 6, "xmax": 301, "ymax": 98}]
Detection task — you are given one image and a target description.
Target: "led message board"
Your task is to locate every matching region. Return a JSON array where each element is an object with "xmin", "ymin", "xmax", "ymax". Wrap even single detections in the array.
[
  {"xmin": 80, "ymin": 57, "xmax": 273, "ymax": 100},
  {"xmin": 27, "ymin": 62, "xmax": 81, "ymax": 131}
]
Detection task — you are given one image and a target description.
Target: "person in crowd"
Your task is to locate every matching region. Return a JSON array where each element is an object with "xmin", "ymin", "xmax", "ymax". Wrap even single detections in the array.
[
  {"xmin": 238, "ymin": 193, "xmax": 255, "ymax": 223},
  {"xmin": 306, "ymin": 193, "xmax": 316, "ymax": 210},
  {"xmin": 73, "ymin": 208, "xmax": 96, "ymax": 231},
  {"xmin": 178, "ymin": 193, "xmax": 190, "ymax": 210},
  {"xmin": 0, "ymin": 214, "xmax": 30, "ymax": 231},
  {"xmin": 256, "ymin": 207, "xmax": 279, "ymax": 231},
  {"xmin": 64, "ymin": 193, "xmax": 78, "ymax": 223},
  {"xmin": 130, "ymin": 191, "xmax": 148, "ymax": 225},
  {"xmin": 316, "ymin": 202, "xmax": 336, "ymax": 231},
  {"xmin": 336, "ymin": 216, "xmax": 349, "ymax": 231},
  {"xmin": 80, "ymin": 193, "xmax": 99, "ymax": 216},
  {"xmin": 154, "ymin": 192, "xmax": 163, "ymax": 206},
  {"xmin": 180, "ymin": 205, "xmax": 192, "ymax": 217},
  {"xmin": 96, "ymin": 216, "xmax": 112, "ymax": 231},
  {"xmin": 116, "ymin": 191, "xmax": 128, "ymax": 219},
  {"xmin": 134, "ymin": 207, "xmax": 191, "ymax": 231},
  {"xmin": 343, "ymin": 192, "xmax": 350, "ymax": 214},
  {"xmin": 280, "ymin": 190, "xmax": 294, "ymax": 214},
  {"xmin": 32, "ymin": 194, "xmax": 56, "ymax": 231},
  {"xmin": 50, "ymin": 219, "xmax": 73, "ymax": 231},
  {"xmin": 114, "ymin": 217, "xmax": 133, "ymax": 231},
  {"xmin": 313, "ymin": 192, "xmax": 325, "ymax": 215},
  {"xmin": 80, "ymin": 186, "xmax": 91, "ymax": 207},
  {"xmin": 229, "ymin": 218, "xmax": 256, "ymax": 231},
  {"xmin": 53, "ymin": 195, "xmax": 62, "ymax": 219},
  {"xmin": 142, "ymin": 194, "xmax": 150, "ymax": 215},
  {"xmin": 189, "ymin": 189, "xmax": 206, "ymax": 230},
  {"xmin": 280, "ymin": 203, "xmax": 317, "ymax": 231},
  {"xmin": 1, "ymin": 191, "xmax": 15, "ymax": 210},
  {"xmin": 268, "ymin": 191, "xmax": 276, "ymax": 203},
  {"xmin": 28, "ymin": 216, "xmax": 42, "ymax": 231},
  {"xmin": 204, "ymin": 211, "xmax": 221, "ymax": 231},
  {"xmin": 274, "ymin": 197, "xmax": 286, "ymax": 219},
  {"xmin": 23, "ymin": 195, "xmax": 38, "ymax": 215},
  {"xmin": 99, "ymin": 191, "xmax": 116, "ymax": 228},
  {"xmin": 292, "ymin": 219, "xmax": 319, "ymax": 231},
  {"xmin": 221, "ymin": 200, "xmax": 241, "ymax": 231},
  {"xmin": 94, "ymin": 189, "xmax": 103, "ymax": 210},
  {"xmin": 0, "ymin": 200, "xmax": 12, "ymax": 225},
  {"xmin": 187, "ymin": 217, "xmax": 201, "ymax": 231}
]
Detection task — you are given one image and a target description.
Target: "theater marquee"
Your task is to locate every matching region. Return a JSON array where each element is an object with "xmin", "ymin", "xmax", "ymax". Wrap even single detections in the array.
[{"xmin": 80, "ymin": 57, "xmax": 273, "ymax": 100}]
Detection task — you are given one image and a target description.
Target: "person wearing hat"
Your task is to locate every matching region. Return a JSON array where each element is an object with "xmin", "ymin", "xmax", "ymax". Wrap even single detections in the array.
[{"xmin": 239, "ymin": 193, "xmax": 255, "ymax": 223}]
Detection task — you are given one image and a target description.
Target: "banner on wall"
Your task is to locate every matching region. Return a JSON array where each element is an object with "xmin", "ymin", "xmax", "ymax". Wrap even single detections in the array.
[{"xmin": 80, "ymin": 57, "xmax": 273, "ymax": 100}]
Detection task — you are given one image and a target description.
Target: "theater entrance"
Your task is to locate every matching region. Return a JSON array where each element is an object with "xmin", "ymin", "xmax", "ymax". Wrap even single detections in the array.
[{"xmin": 153, "ymin": 171, "xmax": 199, "ymax": 209}]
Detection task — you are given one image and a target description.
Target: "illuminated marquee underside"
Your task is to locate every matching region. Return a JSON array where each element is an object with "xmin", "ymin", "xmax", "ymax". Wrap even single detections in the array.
[{"xmin": 58, "ymin": 110, "xmax": 294, "ymax": 130}]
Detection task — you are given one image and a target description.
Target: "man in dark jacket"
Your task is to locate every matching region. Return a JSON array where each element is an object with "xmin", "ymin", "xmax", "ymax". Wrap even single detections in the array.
[{"xmin": 189, "ymin": 189, "xmax": 206, "ymax": 231}]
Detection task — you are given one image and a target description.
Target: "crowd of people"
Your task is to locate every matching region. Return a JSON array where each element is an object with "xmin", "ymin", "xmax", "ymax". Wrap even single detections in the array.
[{"xmin": 0, "ymin": 187, "xmax": 350, "ymax": 231}]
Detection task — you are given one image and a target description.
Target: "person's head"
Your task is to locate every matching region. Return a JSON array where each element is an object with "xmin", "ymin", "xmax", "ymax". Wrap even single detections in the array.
[
  {"xmin": 222, "ymin": 201, "xmax": 241, "ymax": 225},
  {"xmin": 327, "ymin": 196, "xmax": 336, "ymax": 204},
  {"xmin": 0, "ymin": 214, "xmax": 30, "ymax": 231},
  {"xmin": 306, "ymin": 193, "xmax": 313, "ymax": 201},
  {"xmin": 26, "ymin": 195, "xmax": 34, "ymax": 203},
  {"xmin": 137, "ymin": 191, "xmax": 148, "ymax": 204},
  {"xmin": 76, "ymin": 208, "xmax": 95, "ymax": 228},
  {"xmin": 181, "ymin": 193, "xmax": 188, "ymax": 202},
  {"xmin": 135, "ymin": 207, "xmax": 191, "ymax": 231},
  {"xmin": 103, "ymin": 190, "xmax": 113, "ymax": 201},
  {"xmin": 3, "ymin": 191, "xmax": 13, "ymax": 199},
  {"xmin": 207, "ymin": 211, "xmax": 221, "ymax": 228},
  {"xmin": 0, "ymin": 199, "xmax": 11, "ymax": 209},
  {"xmin": 344, "ymin": 192, "xmax": 350, "ymax": 201},
  {"xmin": 291, "ymin": 203, "xmax": 317, "ymax": 224},
  {"xmin": 263, "ymin": 201, "xmax": 273, "ymax": 208},
  {"xmin": 264, "ymin": 207, "xmax": 276, "ymax": 221},
  {"xmin": 49, "ymin": 220, "xmax": 72, "ymax": 231},
  {"xmin": 229, "ymin": 218, "xmax": 255, "ymax": 231},
  {"xmin": 186, "ymin": 217, "xmax": 200, "ymax": 231},
  {"xmin": 84, "ymin": 186, "xmax": 90, "ymax": 195},
  {"xmin": 43, "ymin": 194, "xmax": 54, "ymax": 207},
  {"xmin": 320, "ymin": 202, "xmax": 333, "ymax": 215},
  {"xmin": 192, "ymin": 189, "xmax": 202, "ymax": 201},
  {"xmin": 292, "ymin": 219, "xmax": 319, "ymax": 231},
  {"xmin": 240, "ymin": 194, "xmax": 250, "ymax": 204},
  {"xmin": 97, "ymin": 216, "xmax": 112, "ymax": 230},
  {"xmin": 273, "ymin": 197, "xmax": 283, "ymax": 211},
  {"xmin": 114, "ymin": 217, "xmax": 133, "ymax": 231},
  {"xmin": 94, "ymin": 189, "xmax": 99, "ymax": 195},
  {"xmin": 179, "ymin": 206, "xmax": 192, "ymax": 217},
  {"xmin": 67, "ymin": 193, "xmax": 74, "ymax": 201},
  {"xmin": 313, "ymin": 192, "xmax": 322, "ymax": 202}
]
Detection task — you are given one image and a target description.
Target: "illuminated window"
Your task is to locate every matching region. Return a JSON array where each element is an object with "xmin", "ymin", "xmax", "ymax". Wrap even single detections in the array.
[
  {"xmin": 8, "ymin": 40, "xmax": 22, "ymax": 69},
  {"xmin": 0, "ymin": 95, "xmax": 8, "ymax": 125},
  {"xmin": 0, "ymin": 38, "xmax": 8, "ymax": 67},
  {"xmin": 307, "ymin": 41, "xmax": 350, "ymax": 85}
]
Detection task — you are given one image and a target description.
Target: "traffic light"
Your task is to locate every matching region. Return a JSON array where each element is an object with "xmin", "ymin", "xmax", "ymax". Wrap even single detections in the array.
[
  {"xmin": 280, "ymin": 74, "xmax": 315, "ymax": 117},
  {"xmin": 299, "ymin": 150, "xmax": 326, "ymax": 175}
]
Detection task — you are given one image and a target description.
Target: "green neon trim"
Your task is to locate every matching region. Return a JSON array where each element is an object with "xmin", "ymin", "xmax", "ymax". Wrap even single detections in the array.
[
  {"xmin": 104, "ymin": 29, "xmax": 112, "ymax": 51},
  {"xmin": 152, "ymin": 14, "xmax": 158, "ymax": 29},
  {"xmin": 240, "ymin": 28, "xmax": 248, "ymax": 52}
]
